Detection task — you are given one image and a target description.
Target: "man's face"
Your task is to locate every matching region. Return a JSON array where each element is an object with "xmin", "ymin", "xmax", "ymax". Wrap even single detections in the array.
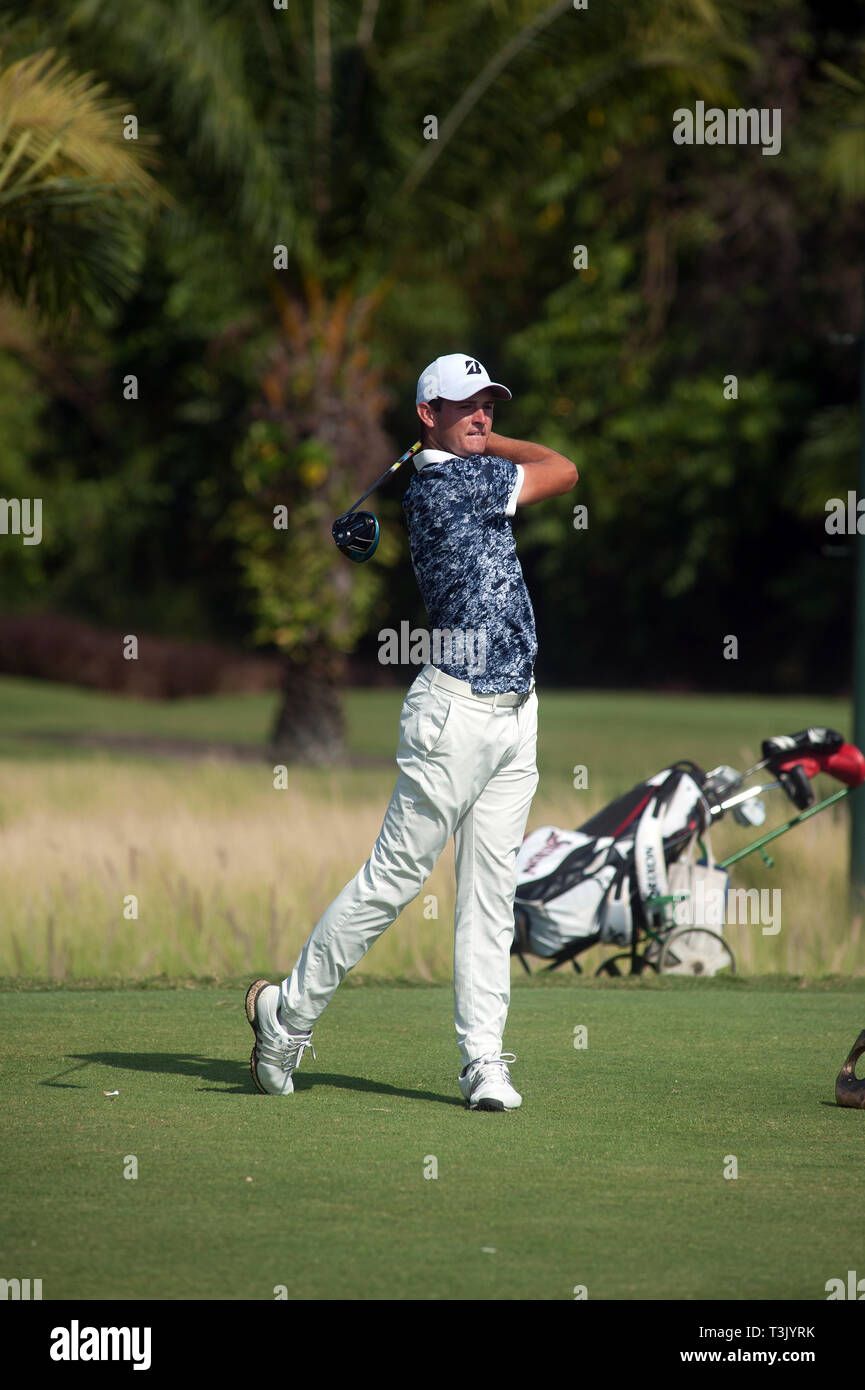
[{"xmin": 418, "ymin": 394, "xmax": 496, "ymax": 457}]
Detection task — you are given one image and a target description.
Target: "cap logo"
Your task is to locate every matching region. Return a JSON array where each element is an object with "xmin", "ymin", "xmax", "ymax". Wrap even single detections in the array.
[{"xmin": 465, "ymin": 359, "xmax": 482, "ymax": 374}]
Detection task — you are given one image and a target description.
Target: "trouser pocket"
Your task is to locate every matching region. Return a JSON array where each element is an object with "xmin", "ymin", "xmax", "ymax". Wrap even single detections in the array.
[{"xmin": 400, "ymin": 688, "xmax": 454, "ymax": 756}]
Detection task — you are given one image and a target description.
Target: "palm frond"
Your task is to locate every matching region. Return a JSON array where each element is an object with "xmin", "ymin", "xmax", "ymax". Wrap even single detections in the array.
[
  {"xmin": 397, "ymin": 0, "xmax": 575, "ymax": 199},
  {"xmin": 0, "ymin": 48, "xmax": 160, "ymax": 196},
  {"xmin": 0, "ymin": 177, "xmax": 146, "ymax": 317},
  {"xmin": 62, "ymin": 0, "xmax": 299, "ymax": 253},
  {"xmin": 0, "ymin": 46, "xmax": 164, "ymax": 317}
]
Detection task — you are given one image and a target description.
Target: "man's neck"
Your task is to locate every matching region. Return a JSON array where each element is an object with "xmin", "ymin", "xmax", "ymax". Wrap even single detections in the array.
[{"xmin": 425, "ymin": 441, "xmax": 484, "ymax": 458}]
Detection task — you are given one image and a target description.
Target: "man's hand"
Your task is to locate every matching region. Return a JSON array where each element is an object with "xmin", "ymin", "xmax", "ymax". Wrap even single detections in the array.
[{"xmin": 485, "ymin": 432, "xmax": 578, "ymax": 506}]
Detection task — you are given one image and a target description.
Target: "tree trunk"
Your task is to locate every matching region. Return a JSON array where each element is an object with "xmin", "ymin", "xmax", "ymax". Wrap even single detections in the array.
[{"xmin": 270, "ymin": 657, "xmax": 346, "ymax": 763}]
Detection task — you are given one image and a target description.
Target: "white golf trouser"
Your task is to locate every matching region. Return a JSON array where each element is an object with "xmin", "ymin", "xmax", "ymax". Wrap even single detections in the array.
[{"xmin": 279, "ymin": 664, "xmax": 539, "ymax": 1066}]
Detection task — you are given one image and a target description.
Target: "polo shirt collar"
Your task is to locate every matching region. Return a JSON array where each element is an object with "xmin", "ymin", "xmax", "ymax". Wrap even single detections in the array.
[{"xmin": 414, "ymin": 448, "xmax": 459, "ymax": 471}]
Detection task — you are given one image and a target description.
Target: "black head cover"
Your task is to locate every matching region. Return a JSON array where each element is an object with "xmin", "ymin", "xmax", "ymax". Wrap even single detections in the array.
[
  {"xmin": 332, "ymin": 510, "xmax": 380, "ymax": 563},
  {"xmin": 761, "ymin": 728, "xmax": 844, "ymax": 764},
  {"xmin": 762, "ymin": 728, "xmax": 845, "ymax": 811}
]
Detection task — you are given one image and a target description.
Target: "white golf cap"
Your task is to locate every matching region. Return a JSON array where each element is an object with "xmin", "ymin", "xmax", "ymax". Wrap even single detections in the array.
[{"xmin": 416, "ymin": 354, "xmax": 512, "ymax": 405}]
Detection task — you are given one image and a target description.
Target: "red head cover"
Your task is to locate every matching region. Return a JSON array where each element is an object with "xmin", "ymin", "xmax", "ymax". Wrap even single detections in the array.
[
  {"xmin": 821, "ymin": 743, "xmax": 865, "ymax": 788},
  {"xmin": 777, "ymin": 743, "xmax": 865, "ymax": 788}
]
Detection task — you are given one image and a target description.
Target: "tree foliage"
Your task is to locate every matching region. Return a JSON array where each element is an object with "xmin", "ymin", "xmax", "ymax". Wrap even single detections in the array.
[
  {"xmin": 0, "ymin": 0, "xmax": 862, "ymax": 748},
  {"xmin": 0, "ymin": 46, "xmax": 162, "ymax": 318}
]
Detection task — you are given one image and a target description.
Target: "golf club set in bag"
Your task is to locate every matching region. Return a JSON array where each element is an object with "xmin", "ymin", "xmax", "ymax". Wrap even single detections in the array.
[{"xmin": 512, "ymin": 727, "xmax": 865, "ymax": 978}]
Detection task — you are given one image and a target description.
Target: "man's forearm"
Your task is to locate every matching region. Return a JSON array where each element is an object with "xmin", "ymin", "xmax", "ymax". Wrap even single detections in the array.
[
  {"xmin": 486, "ymin": 431, "xmax": 578, "ymax": 504},
  {"xmin": 486, "ymin": 431, "xmax": 569, "ymax": 468}
]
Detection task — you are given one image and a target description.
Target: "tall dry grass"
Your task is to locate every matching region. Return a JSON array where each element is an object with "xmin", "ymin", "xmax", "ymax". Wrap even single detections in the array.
[{"xmin": 0, "ymin": 757, "xmax": 861, "ymax": 981}]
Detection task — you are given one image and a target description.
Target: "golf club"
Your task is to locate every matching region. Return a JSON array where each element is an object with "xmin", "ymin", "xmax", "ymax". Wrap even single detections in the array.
[{"xmin": 332, "ymin": 440, "xmax": 422, "ymax": 563}]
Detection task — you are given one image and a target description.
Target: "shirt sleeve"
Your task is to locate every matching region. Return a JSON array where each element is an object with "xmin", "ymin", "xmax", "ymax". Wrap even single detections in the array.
[
  {"xmin": 470, "ymin": 455, "xmax": 520, "ymax": 520},
  {"xmin": 505, "ymin": 465, "xmax": 524, "ymax": 517}
]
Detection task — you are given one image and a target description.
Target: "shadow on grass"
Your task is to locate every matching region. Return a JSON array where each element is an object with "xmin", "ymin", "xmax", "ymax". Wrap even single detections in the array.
[{"xmin": 43, "ymin": 1053, "xmax": 463, "ymax": 1106}]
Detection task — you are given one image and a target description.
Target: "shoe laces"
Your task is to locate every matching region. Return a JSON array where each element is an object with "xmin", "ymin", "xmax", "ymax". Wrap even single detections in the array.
[
  {"xmin": 259, "ymin": 1033, "xmax": 315, "ymax": 1072},
  {"xmin": 470, "ymin": 1052, "xmax": 516, "ymax": 1080}
]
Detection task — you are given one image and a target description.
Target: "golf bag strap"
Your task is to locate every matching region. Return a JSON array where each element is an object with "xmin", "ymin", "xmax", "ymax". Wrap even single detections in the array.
[
  {"xmin": 678, "ymin": 825, "xmax": 716, "ymax": 871},
  {"xmin": 633, "ymin": 794, "xmax": 669, "ymax": 926}
]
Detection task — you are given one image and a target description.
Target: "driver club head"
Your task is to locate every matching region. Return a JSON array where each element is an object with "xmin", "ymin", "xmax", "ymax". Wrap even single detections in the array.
[{"xmin": 332, "ymin": 510, "xmax": 380, "ymax": 563}]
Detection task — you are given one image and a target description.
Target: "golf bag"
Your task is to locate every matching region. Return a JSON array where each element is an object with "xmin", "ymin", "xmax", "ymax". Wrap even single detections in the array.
[
  {"xmin": 513, "ymin": 761, "xmax": 713, "ymax": 963},
  {"xmin": 512, "ymin": 728, "xmax": 865, "ymax": 976}
]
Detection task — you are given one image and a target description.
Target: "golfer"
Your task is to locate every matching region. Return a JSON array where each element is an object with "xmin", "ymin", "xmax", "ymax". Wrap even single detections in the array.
[{"xmin": 246, "ymin": 354, "xmax": 578, "ymax": 1109}]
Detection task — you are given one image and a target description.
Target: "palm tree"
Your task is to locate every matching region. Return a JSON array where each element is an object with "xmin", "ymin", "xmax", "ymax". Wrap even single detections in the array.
[
  {"xmin": 14, "ymin": 0, "xmax": 744, "ymax": 758},
  {"xmin": 0, "ymin": 47, "xmax": 163, "ymax": 320}
]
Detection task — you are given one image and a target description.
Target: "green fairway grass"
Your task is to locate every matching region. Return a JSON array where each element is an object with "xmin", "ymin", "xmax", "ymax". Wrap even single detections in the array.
[
  {"xmin": 0, "ymin": 676, "xmax": 279, "ymax": 759},
  {"xmin": 2, "ymin": 978, "xmax": 864, "ymax": 1301},
  {"xmin": 0, "ymin": 674, "xmax": 852, "ymax": 785}
]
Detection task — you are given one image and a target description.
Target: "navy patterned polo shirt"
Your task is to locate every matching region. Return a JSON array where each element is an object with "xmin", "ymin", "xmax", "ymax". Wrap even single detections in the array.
[{"xmin": 402, "ymin": 449, "xmax": 537, "ymax": 694}]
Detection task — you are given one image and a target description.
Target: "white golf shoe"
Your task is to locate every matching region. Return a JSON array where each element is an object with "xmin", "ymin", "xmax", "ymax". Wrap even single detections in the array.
[
  {"xmin": 459, "ymin": 1053, "xmax": 522, "ymax": 1111},
  {"xmin": 245, "ymin": 978, "xmax": 315, "ymax": 1096}
]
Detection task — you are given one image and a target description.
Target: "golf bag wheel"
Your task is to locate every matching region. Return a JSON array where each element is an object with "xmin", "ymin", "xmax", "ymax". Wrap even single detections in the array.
[
  {"xmin": 657, "ymin": 928, "xmax": 735, "ymax": 977},
  {"xmin": 594, "ymin": 952, "xmax": 660, "ymax": 978}
]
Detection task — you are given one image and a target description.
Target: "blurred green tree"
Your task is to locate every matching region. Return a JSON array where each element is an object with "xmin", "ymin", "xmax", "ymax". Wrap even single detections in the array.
[
  {"xmin": 1, "ymin": 0, "xmax": 861, "ymax": 743},
  {"xmin": 6, "ymin": 0, "xmax": 739, "ymax": 754}
]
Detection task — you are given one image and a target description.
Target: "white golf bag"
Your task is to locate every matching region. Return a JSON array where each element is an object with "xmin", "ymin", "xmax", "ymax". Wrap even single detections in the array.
[
  {"xmin": 513, "ymin": 761, "xmax": 729, "ymax": 970},
  {"xmin": 513, "ymin": 728, "xmax": 865, "ymax": 977}
]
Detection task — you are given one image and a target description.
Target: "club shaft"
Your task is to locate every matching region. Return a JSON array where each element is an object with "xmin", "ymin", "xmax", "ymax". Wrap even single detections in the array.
[{"xmin": 342, "ymin": 441, "xmax": 422, "ymax": 516}]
